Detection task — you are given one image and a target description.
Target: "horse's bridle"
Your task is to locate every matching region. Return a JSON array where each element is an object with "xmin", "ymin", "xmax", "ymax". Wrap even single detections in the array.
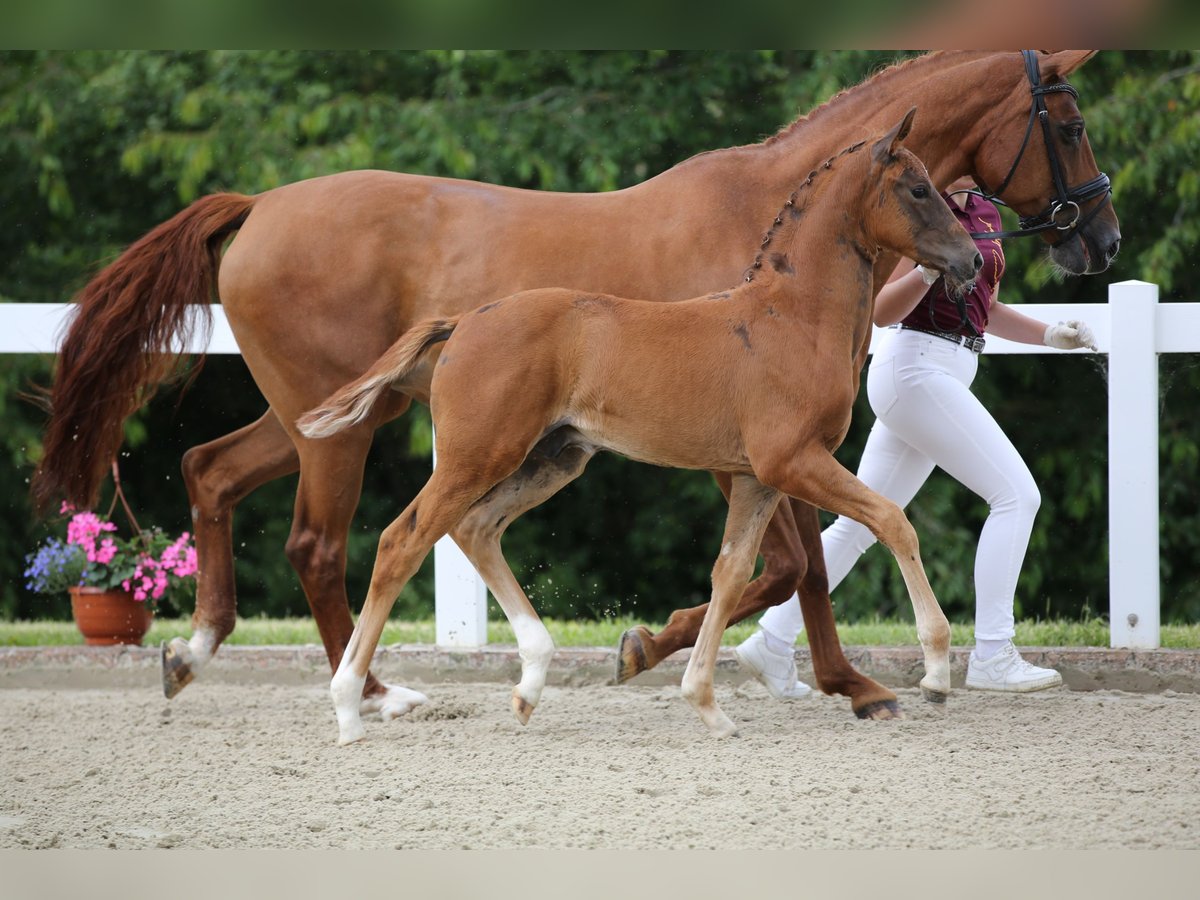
[{"xmin": 967, "ymin": 49, "xmax": 1112, "ymax": 245}]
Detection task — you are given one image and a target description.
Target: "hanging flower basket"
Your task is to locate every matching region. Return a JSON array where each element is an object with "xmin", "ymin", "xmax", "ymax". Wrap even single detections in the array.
[{"xmin": 25, "ymin": 471, "xmax": 197, "ymax": 647}]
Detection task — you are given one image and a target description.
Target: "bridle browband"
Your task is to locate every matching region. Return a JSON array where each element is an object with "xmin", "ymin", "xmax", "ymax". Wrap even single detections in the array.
[{"xmin": 967, "ymin": 49, "xmax": 1112, "ymax": 245}]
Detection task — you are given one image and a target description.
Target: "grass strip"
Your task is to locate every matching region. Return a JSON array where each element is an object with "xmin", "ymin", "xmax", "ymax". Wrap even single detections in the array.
[{"xmin": 3, "ymin": 616, "xmax": 1198, "ymax": 649}]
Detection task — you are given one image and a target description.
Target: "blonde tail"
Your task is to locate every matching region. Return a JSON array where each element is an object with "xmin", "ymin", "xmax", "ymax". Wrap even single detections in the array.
[{"xmin": 297, "ymin": 317, "xmax": 460, "ymax": 439}]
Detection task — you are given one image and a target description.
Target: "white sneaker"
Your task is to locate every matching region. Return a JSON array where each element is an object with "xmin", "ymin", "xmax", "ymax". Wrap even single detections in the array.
[
  {"xmin": 734, "ymin": 630, "xmax": 813, "ymax": 700},
  {"xmin": 965, "ymin": 641, "xmax": 1063, "ymax": 693}
]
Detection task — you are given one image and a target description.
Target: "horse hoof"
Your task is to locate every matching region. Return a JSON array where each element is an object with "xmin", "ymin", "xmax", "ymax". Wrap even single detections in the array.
[
  {"xmin": 511, "ymin": 689, "xmax": 535, "ymax": 726},
  {"xmin": 375, "ymin": 685, "xmax": 429, "ymax": 722},
  {"xmin": 854, "ymin": 698, "xmax": 905, "ymax": 720},
  {"xmin": 920, "ymin": 686, "xmax": 949, "ymax": 704},
  {"xmin": 703, "ymin": 713, "xmax": 739, "ymax": 739},
  {"xmin": 616, "ymin": 626, "xmax": 655, "ymax": 683},
  {"xmin": 161, "ymin": 638, "xmax": 196, "ymax": 700},
  {"xmin": 337, "ymin": 726, "xmax": 367, "ymax": 746}
]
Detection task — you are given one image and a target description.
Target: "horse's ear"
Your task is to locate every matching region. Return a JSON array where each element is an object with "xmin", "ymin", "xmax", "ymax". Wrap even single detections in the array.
[
  {"xmin": 1042, "ymin": 50, "xmax": 1098, "ymax": 78},
  {"xmin": 872, "ymin": 107, "xmax": 917, "ymax": 163}
]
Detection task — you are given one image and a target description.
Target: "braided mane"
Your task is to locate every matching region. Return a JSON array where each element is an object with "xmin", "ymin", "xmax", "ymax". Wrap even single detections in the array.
[{"xmin": 742, "ymin": 139, "xmax": 867, "ymax": 283}]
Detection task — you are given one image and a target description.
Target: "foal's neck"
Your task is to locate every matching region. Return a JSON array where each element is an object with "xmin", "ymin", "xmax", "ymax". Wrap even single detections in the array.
[
  {"xmin": 737, "ymin": 147, "xmax": 878, "ymax": 347},
  {"xmin": 742, "ymin": 143, "xmax": 875, "ymax": 290}
]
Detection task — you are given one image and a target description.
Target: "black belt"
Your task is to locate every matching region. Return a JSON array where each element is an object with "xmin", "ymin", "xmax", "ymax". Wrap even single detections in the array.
[{"xmin": 895, "ymin": 324, "xmax": 986, "ymax": 354}]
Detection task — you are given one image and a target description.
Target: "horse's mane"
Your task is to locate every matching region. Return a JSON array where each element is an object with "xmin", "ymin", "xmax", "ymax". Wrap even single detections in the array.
[
  {"xmin": 679, "ymin": 50, "xmax": 985, "ymax": 170},
  {"xmin": 742, "ymin": 139, "xmax": 868, "ymax": 284}
]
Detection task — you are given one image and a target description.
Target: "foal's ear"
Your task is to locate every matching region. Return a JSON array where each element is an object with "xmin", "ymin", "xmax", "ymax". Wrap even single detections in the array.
[
  {"xmin": 871, "ymin": 107, "xmax": 917, "ymax": 163},
  {"xmin": 1042, "ymin": 50, "xmax": 1098, "ymax": 78}
]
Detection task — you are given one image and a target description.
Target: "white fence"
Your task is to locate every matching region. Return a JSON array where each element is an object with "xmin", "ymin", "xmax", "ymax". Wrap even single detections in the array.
[{"xmin": 1, "ymin": 280, "xmax": 1186, "ymax": 649}]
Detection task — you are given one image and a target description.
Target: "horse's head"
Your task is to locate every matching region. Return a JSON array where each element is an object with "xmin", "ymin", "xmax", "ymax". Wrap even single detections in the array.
[
  {"xmin": 972, "ymin": 50, "xmax": 1121, "ymax": 275},
  {"xmin": 866, "ymin": 108, "xmax": 982, "ymax": 292}
]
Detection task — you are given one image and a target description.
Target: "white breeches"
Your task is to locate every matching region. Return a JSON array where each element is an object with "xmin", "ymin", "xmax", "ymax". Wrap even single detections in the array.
[{"xmin": 760, "ymin": 328, "xmax": 1040, "ymax": 644}]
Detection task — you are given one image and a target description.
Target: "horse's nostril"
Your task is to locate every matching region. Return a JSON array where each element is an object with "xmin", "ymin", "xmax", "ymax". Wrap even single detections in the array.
[
  {"xmin": 1107, "ymin": 239, "xmax": 1121, "ymax": 260},
  {"xmin": 972, "ymin": 252, "xmax": 983, "ymax": 273}
]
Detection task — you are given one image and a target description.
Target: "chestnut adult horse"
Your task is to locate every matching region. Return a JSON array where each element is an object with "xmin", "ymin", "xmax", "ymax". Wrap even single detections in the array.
[
  {"xmin": 32, "ymin": 51, "xmax": 1119, "ymax": 722},
  {"xmin": 296, "ymin": 113, "xmax": 982, "ymax": 742}
]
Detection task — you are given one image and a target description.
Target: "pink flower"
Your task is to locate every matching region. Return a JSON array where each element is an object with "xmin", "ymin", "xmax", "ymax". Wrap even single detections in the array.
[
  {"xmin": 66, "ymin": 512, "xmax": 116, "ymax": 559},
  {"xmin": 87, "ymin": 538, "xmax": 118, "ymax": 565}
]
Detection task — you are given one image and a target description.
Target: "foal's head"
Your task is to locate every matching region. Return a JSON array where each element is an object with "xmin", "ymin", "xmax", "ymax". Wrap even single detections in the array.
[{"xmin": 864, "ymin": 109, "xmax": 982, "ymax": 292}]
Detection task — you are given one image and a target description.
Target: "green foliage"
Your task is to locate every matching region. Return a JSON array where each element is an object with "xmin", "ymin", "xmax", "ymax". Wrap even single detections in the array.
[{"xmin": 1, "ymin": 51, "xmax": 1198, "ymax": 628}]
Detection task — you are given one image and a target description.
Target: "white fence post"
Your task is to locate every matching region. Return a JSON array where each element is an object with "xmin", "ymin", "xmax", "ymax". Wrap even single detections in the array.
[
  {"xmin": 1107, "ymin": 280, "xmax": 1161, "ymax": 649},
  {"xmin": 431, "ymin": 432, "xmax": 489, "ymax": 647}
]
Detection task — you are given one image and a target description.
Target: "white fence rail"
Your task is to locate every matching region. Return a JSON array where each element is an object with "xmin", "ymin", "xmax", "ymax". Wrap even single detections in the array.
[{"xmin": 2, "ymin": 280, "xmax": 1188, "ymax": 649}]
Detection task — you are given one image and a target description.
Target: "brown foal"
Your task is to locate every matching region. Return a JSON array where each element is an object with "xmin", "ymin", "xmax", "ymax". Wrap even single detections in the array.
[
  {"xmin": 32, "ymin": 52, "xmax": 1118, "ymax": 724},
  {"xmin": 298, "ymin": 112, "xmax": 983, "ymax": 742}
]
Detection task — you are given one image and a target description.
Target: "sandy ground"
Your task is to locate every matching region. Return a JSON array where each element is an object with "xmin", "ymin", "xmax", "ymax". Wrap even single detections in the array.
[{"xmin": 1, "ymin": 677, "xmax": 1197, "ymax": 850}]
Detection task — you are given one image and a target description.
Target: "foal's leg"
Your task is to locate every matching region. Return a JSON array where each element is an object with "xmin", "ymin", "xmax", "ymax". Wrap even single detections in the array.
[
  {"xmin": 331, "ymin": 463, "xmax": 510, "ymax": 745},
  {"xmin": 765, "ymin": 449, "xmax": 951, "ymax": 703},
  {"xmin": 681, "ymin": 475, "xmax": 782, "ymax": 737},
  {"xmin": 617, "ymin": 471, "xmax": 804, "ymax": 681},
  {"xmin": 451, "ymin": 445, "xmax": 595, "ymax": 724},
  {"xmin": 618, "ymin": 494, "xmax": 902, "ymax": 718},
  {"xmin": 164, "ymin": 411, "xmax": 300, "ymax": 697}
]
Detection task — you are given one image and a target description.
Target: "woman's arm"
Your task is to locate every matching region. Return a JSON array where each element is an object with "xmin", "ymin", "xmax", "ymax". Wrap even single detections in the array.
[
  {"xmin": 986, "ymin": 296, "xmax": 1048, "ymax": 344},
  {"xmin": 988, "ymin": 294, "xmax": 1098, "ymax": 349},
  {"xmin": 872, "ymin": 258, "xmax": 937, "ymax": 327}
]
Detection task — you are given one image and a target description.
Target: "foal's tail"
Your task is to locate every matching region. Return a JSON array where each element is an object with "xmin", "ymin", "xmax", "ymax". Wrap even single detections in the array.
[
  {"xmin": 31, "ymin": 192, "xmax": 256, "ymax": 514},
  {"xmin": 296, "ymin": 317, "xmax": 462, "ymax": 439}
]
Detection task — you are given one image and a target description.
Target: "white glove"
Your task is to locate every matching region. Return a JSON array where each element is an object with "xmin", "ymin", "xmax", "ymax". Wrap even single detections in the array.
[
  {"xmin": 1043, "ymin": 319, "xmax": 1098, "ymax": 351},
  {"xmin": 915, "ymin": 264, "xmax": 940, "ymax": 285}
]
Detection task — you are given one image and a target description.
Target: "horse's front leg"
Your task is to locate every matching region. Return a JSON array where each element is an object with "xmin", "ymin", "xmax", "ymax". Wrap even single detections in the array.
[{"xmin": 788, "ymin": 498, "xmax": 902, "ymax": 719}]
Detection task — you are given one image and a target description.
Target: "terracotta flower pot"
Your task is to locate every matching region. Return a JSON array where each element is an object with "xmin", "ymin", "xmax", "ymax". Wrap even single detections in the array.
[{"xmin": 68, "ymin": 586, "xmax": 154, "ymax": 646}]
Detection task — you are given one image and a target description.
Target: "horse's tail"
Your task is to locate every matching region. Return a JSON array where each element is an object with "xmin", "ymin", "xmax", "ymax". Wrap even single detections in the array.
[
  {"xmin": 31, "ymin": 192, "xmax": 256, "ymax": 514},
  {"xmin": 297, "ymin": 317, "xmax": 462, "ymax": 440}
]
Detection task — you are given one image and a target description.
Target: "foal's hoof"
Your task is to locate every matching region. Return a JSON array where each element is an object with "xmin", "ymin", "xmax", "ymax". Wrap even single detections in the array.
[
  {"xmin": 337, "ymin": 725, "xmax": 367, "ymax": 746},
  {"xmin": 854, "ymin": 698, "xmax": 905, "ymax": 721},
  {"xmin": 616, "ymin": 626, "xmax": 656, "ymax": 683},
  {"xmin": 511, "ymin": 688, "xmax": 535, "ymax": 726},
  {"xmin": 920, "ymin": 685, "xmax": 949, "ymax": 704},
  {"xmin": 161, "ymin": 638, "xmax": 196, "ymax": 700}
]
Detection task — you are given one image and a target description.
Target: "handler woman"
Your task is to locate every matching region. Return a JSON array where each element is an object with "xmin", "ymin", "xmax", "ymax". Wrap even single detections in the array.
[{"xmin": 737, "ymin": 177, "xmax": 1098, "ymax": 697}]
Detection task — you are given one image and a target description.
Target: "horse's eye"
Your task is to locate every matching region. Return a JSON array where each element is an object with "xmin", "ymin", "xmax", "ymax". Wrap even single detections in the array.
[
  {"xmin": 911, "ymin": 184, "xmax": 929, "ymax": 199},
  {"xmin": 1063, "ymin": 123, "xmax": 1085, "ymax": 143}
]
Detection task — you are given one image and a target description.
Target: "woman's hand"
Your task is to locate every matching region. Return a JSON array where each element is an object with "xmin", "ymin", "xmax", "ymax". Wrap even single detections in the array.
[{"xmin": 1043, "ymin": 320, "xmax": 1098, "ymax": 351}]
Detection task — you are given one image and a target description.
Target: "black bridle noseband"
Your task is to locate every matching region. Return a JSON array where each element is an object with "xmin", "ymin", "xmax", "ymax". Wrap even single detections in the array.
[{"xmin": 967, "ymin": 49, "xmax": 1112, "ymax": 245}]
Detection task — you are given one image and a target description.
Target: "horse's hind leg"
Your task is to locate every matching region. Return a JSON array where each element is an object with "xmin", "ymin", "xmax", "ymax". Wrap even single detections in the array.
[
  {"xmin": 618, "ymin": 470, "xmax": 804, "ymax": 681},
  {"xmin": 287, "ymin": 420, "xmax": 426, "ymax": 722},
  {"xmin": 788, "ymin": 499, "xmax": 901, "ymax": 720},
  {"xmin": 450, "ymin": 443, "xmax": 595, "ymax": 725},
  {"xmin": 681, "ymin": 475, "xmax": 782, "ymax": 737},
  {"xmin": 165, "ymin": 411, "xmax": 300, "ymax": 698}
]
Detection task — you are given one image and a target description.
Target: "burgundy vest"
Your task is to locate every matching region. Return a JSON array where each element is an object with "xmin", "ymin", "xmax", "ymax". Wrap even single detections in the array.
[{"xmin": 900, "ymin": 192, "xmax": 1005, "ymax": 336}]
